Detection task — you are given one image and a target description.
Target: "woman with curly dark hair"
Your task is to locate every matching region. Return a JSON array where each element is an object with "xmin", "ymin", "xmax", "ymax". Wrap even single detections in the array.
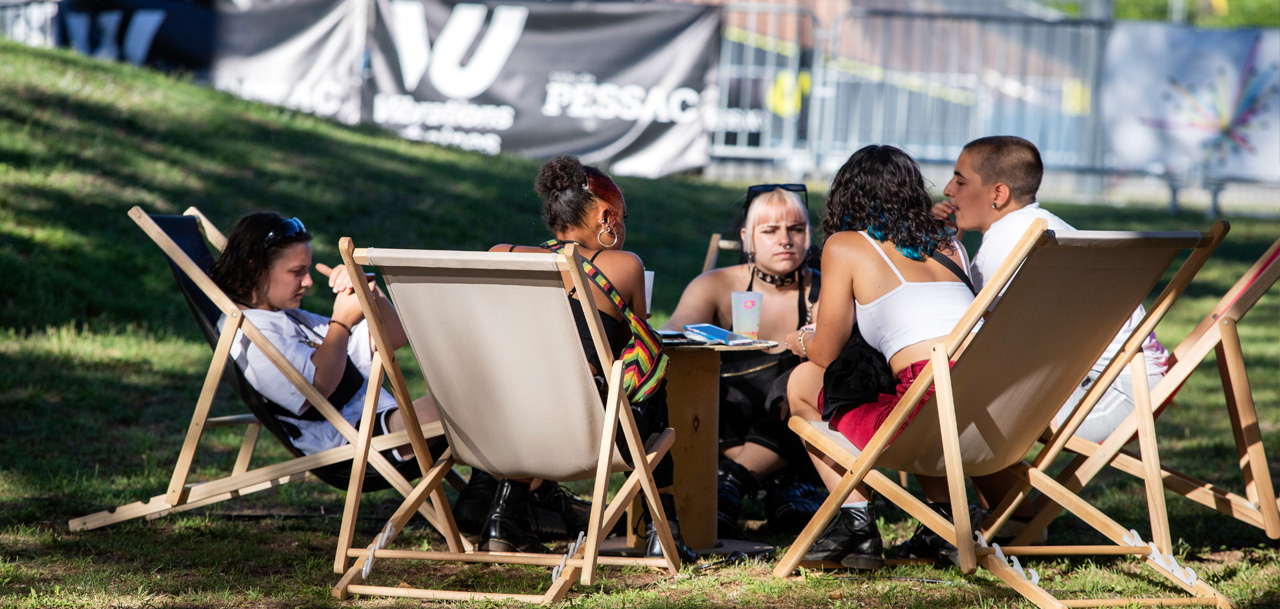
[{"xmin": 783, "ymin": 144, "xmax": 976, "ymax": 569}]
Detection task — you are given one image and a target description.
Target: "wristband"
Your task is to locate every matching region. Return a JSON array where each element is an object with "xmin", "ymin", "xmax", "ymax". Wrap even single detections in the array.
[{"xmin": 329, "ymin": 319, "xmax": 352, "ymax": 336}]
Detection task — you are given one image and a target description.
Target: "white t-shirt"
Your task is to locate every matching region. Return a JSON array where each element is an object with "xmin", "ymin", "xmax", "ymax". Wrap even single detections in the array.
[
  {"xmin": 971, "ymin": 203, "xmax": 1169, "ymax": 378},
  {"xmin": 220, "ymin": 308, "xmax": 396, "ymax": 455}
]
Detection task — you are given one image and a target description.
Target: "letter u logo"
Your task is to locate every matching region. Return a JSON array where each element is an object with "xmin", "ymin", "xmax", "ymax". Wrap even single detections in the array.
[{"xmin": 389, "ymin": 1, "xmax": 528, "ymax": 100}]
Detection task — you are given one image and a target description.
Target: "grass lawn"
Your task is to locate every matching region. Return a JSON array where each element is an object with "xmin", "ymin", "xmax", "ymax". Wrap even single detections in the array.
[{"xmin": 1, "ymin": 40, "xmax": 1278, "ymax": 607}]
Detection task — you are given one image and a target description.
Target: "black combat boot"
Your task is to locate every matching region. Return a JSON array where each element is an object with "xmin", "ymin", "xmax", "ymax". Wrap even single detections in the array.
[
  {"xmin": 529, "ymin": 480, "xmax": 594, "ymax": 541},
  {"xmin": 888, "ymin": 502, "xmax": 988, "ymax": 566},
  {"xmin": 453, "ymin": 469, "xmax": 498, "ymax": 535},
  {"xmin": 478, "ymin": 479, "xmax": 547, "ymax": 553},
  {"xmin": 802, "ymin": 503, "xmax": 884, "ymax": 570},
  {"xmin": 716, "ymin": 458, "xmax": 758, "ymax": 539},
  {"xmin": 644, "ymin": 493, "xmax": 698, "ymax": 565}
]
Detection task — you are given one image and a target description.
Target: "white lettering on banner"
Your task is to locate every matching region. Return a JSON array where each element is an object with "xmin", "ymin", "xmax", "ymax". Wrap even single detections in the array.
[
  {"xmin": 216, "ymin": 76, "xmax": 360, "ymax": 124},
  {"xmin": 373, "ymin": 94, "xmax": 515, "ymax": 130},
  {"xmin": 398, "ymin": 124, "xmax": 503, "ymax": 155},
  {"xmin": 389, "ymin": 1, "xmax": 528, "ymax": 100},
  {"xmin": 541, "ymin": 74, "xmax": 703, "ymax": 124}
]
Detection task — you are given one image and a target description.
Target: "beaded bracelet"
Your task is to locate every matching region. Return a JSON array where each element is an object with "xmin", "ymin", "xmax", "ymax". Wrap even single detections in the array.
[
  {"xmin": 329, "ymin": 319, "xmax": 352, "ymax": 336},
  {"xmin": 797, "ymin": 327, "xmax": 813, "ymax": 359}
]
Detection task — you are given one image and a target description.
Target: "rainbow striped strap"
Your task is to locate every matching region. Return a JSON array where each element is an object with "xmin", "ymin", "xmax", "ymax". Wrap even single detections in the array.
[{"xmin": 541, "ymin": 239, "xmax": 669, "ymax": 402}]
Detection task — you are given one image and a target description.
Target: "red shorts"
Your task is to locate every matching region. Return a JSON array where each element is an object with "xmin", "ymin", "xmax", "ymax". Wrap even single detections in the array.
[{"xmin": 823, "ymin": 359, "xmax": 941, "ymax": 450}]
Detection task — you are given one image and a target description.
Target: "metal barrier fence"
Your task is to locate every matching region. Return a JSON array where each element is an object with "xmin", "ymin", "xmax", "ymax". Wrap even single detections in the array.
[
  {"xmin": 0, "ymin": 0, "xmax": 56, "ymax": 48},
  {"xmin": 711, "ymin": 4, "xmax": 1115, "ymax": 177}
]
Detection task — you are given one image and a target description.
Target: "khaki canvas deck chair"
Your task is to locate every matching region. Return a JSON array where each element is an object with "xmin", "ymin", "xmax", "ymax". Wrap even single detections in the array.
[
  {"xmin": 331, "ymin": 240, "xmax": 681, "ymax": 604},
  {"xmin": 774, "ymin": 221, "xmax": 1237, "ymax": 608},
  {"xmin": 1017, "ymin": 235, "xmax": 1280, "ymax": 544},
  {"xmin": 70, "ymin": 207, "xmax": 453, "ymax": 534}
]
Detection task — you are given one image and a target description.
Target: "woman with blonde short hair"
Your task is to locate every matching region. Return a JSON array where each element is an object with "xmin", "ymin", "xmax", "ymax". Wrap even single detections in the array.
[{"xmin": 664, "ymin": 184, "xmax": 826, "ymax": 538}]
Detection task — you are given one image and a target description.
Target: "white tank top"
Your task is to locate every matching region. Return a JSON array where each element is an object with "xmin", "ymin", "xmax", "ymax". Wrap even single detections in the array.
[{"xmin": 855, "ymin": 232, "xmax": 975, "ymax": 361}]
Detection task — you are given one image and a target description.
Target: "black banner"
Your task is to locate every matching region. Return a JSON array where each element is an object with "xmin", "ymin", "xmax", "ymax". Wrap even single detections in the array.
[
  {"xmin": 49, "ymin": 0, "xmax": 721, "ymax": 177},
  {"xmin": 212, "ymin": 0, "xmax": 365, "ymax": 125},
  {"xmin": 366, "ymin": 0, "xmax": 720, "ymax": 177}
]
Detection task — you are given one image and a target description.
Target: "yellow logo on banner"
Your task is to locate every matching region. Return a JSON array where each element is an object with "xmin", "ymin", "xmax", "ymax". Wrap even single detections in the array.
[
  {"xmin": 1061, "ymin": 78, "xmax": 1091, "ymax": 117},
  {"xmin": 766, "ymin": 70, "xmax": 811, "ymax": 118}
]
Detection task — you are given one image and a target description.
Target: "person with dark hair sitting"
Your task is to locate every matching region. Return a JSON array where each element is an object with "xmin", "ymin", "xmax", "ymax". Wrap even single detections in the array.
[
  {"xmin": 663, "ymin": 184, "xmax": 828, "ymax": 538},
  {"xmin": 785, "ymin": 145, "xmax": 977, "ymax": 569},
  {"xmin": 209, "ymin": 212, "xmax": 442, "ymax": 463},
  {"xmin": 469, "ymin": 155, "xmax": 696, "ymax": 563}
]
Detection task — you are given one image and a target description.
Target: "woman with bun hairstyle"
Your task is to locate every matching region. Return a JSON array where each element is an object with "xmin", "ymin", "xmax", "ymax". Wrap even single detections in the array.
[
  {"xmin": 474, "ymin": 155, "xmax": 696, "ymax": 562},
  {"xmin": 210, "ymin": 212, "xmax": 443, "ymax": 464},
  {"xmin": 784, "ymin": 145, "xmax": 976, "ymax": 569}
]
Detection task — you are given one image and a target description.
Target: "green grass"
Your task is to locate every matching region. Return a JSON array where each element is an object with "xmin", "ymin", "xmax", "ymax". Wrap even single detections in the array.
[{"xmin": 2, "ymin": 39, "xmax": 1278, "ymax": 607}]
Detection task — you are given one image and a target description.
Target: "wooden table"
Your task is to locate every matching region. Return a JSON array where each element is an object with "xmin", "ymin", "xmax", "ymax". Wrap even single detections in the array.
[{"xmin": 613, "ymin": 339, "xmax": 776, "ymax": 555}]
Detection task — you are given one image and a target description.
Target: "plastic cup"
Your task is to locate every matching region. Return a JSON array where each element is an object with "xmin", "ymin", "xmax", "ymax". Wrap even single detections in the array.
[
  {"xmin": 644, "ymin": 270, "xmax": 655, "ymax": 316},
  {"xmin": 731, "ymin": 291, "xmax": 763, "ymax": 339}
]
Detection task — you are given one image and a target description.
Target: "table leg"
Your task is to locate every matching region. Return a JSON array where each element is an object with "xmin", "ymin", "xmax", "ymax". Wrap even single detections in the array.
[{"xmin": 661, "ymin": 349, "xmax": 721, "ymax": 550}]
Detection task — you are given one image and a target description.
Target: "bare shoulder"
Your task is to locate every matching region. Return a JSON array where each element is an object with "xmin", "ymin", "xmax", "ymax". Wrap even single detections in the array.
[
  {"xmin": 823, "ymin": 231, "xmax": 868, "ymax": 256},
  {"xmin": 689, "ymin": 264, "xmax": 744, "ymax": 291},
  {"xmin": 593, "ymin": 249, "xmax": 645, "ymax": 282}
]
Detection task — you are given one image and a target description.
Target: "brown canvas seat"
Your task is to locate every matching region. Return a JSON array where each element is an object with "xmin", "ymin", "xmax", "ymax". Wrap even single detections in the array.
[
  {"xmin": 70, "ymin": 207, "xmax": 452, "ymax": 533},
  {"xmin": 774, "ymin": 221, "xmax": 1236, "ymax": 608},
  {"xmin": 330, "ymin": 239, "xmax": 681, "ymax": 604}
]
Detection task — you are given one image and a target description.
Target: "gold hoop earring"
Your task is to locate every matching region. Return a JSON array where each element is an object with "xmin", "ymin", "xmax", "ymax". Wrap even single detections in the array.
[{"xmin": 597, "ymin": 225, "xmax": 619, "ymax": 248}]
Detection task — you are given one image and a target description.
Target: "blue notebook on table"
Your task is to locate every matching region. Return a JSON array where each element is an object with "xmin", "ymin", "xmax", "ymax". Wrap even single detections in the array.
[{"xmin": 682, "ymin": 323, "xmax": 755, "ymax": 346}]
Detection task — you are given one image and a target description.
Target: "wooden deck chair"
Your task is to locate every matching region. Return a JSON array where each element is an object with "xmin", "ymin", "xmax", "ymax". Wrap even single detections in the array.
[
  {"xmin": 1016, "ymin": 235, "xmax": 1280, "ymax": 544},
  {"xmin": 702, "ymin": 232, "xmax": 742, "ymax": 273},
  {"xmin": 331, "ymin": 240, "xmax": 681, "ymax": 604},
  {"xmin": 70, "ymin": 207, "xmax": 454, "ymax": 534},
  {"xmin": 774, "ymin": 221, "xmax": 1237, "ymax": 608}
]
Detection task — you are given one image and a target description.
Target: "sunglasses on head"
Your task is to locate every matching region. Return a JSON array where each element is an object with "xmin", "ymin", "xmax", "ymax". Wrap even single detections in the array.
[
  {"xmin": 264, "ymin": 217, "xmax": 307, "ymax": 248},
  {"xmin": 745, "ymin": 183, "xmax": 807, "ymax": 210}
]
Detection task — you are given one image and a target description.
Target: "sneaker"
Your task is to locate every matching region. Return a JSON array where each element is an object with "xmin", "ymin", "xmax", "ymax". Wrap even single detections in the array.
[
  {"xmin": 802, "ymin": 504, "xmax": 884, "ymax": 570},
  {"xmin": 763, "ymin": 470, "xmax": 828, "ymax": 534},
  {"xmin": 716, "ymin": 458, "xmax": 758, "ymax": 539}
]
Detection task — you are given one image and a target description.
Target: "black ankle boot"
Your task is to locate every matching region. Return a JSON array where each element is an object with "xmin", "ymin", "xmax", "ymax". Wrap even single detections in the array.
[
  {"xmin": 529, "ymin": 480, "xmax": 593, "ymax": 541},
  {"xmin": 716, "ymin": 458, "xmax": 758, "ymax": 538},
  {"xmin": 888, "ymin": 502, "xmax": 985, "ymax": 566},
  {"xmin": 803, "ymin": 504, "xmax": 883, "ymax": 570},
  {"xmin": 645, "ymin": 494, "xmax": 698, "ymax": 565},
  {"xmin": 478, "ymin": 479, "xmax": 547, "ymax": 553},
  {"xmin": 453, "ymin": 469, "xmax": 498, "ymax": 535}
]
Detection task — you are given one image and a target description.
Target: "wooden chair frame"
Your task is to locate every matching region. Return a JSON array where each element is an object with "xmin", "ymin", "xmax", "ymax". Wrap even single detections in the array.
[
  {"xmin": 774, "ymin": 222, "xmax": 1236, "ymax": 608},
  {"xmin": 331, "ymin": 239, "xmax": 680, "ymax": 604},
  {"xmin": 701, "ymin": 232, "xmax": 742, "ymax": 273},
  {"xmin": 1016, "ymin": 235, "xmax": 1280, "ymax": 543},
  {"xmin": 70, "ymin": 207, "xmax": 453, "ymax": 534}
]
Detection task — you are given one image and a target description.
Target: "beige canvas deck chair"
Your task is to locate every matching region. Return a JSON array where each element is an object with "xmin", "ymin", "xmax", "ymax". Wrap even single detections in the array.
[
  {"xmin": 1016, "ymin": 234, "xmax": 1280, "ymax": 544},
  {"xmin": 331, "ymin": 240, "xmax": 681, "ymax": 604},
  {"xmin": 774, "ymin": 221, "xmax": 1237, "ymax": 608},
  {"xmin": 70, "ymin": 207, "xmax": 453, "ymax": 534}
]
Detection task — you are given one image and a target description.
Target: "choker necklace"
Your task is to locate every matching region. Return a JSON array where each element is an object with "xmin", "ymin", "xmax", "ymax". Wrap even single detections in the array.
[{"xmin": 752, "ymin": 266, "xmax": 799, "ymax": 287}]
